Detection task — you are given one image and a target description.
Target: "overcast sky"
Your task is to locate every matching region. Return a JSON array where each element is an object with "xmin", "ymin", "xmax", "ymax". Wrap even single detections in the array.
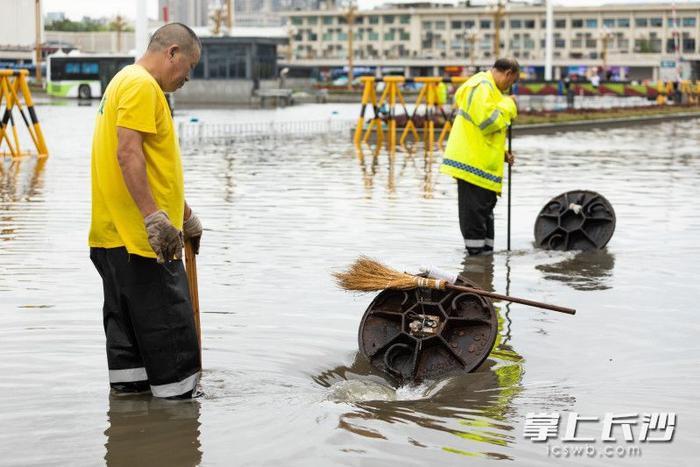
[{"xmin": 43, "ymin": 0, "xmax": 695, "ymax": 21}]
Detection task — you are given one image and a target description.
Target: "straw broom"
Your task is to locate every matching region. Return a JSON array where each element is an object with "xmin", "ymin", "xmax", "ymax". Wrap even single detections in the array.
[{"xmin": 333, "ymin": 256, "xmax": 575, "ymax": 315}]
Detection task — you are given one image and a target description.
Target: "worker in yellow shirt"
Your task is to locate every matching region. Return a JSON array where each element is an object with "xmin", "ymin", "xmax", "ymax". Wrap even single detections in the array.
[
  {"xmin": 89, "ymin": 23, "xmax": 203, "ymax": 399},
  {"xmin": 440, "ymin": 58, "xmax": 519, "ymax": 255}
]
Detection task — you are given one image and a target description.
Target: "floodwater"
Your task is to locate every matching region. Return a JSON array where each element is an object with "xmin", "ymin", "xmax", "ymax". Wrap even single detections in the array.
[{"xmin": 1, "ymin": 101, "xmax": 699, "ymax": 467}]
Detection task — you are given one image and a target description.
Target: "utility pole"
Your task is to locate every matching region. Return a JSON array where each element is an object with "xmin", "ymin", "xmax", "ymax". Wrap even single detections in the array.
[
  {"xmin": 493, "ymin": 0, "xmax": 506, "ymax": 57},
  {"xmin": 544, "ymin": 0, "xmax": 553, "ymax": 80},
  {"xmin": 600, "ymin": 27, "xmax": 613, "ymax": 76},
  {"xmin": 35, "ymin": 0, "xmax": 42, "ymax": 82},
  {"xmin": 345, "ymin": 1, "xmax": 357, "ymax": 90},
  {"xmin": 672, "ymin": 0, "xmax": 681, "ymax": 81},
  {"xmin": 112, "ymin": 15, "xmax": 126, "ymax": 53},
  {"xmin": 226, "ymin": 0, "xmax": 233, "ymax": 31},
  {"xmin": 287, "ymin": 26, "xmax": 297, "ymax": 61},
  {"xmin": 135, "ymin": 0, "xmax": 147, "ymax": 57},
  {"xmin": 465, "ymin": 28, "xmax": 477, "ymax": 67}
]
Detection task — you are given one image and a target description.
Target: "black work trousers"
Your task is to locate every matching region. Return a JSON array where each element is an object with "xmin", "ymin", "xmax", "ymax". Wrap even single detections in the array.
[
  {"xmin": 90, "ymin": 247, "xmax": 200, "ymax": 398},
  {"xmin": 457, "ymin": 179, "xmax": 498, "ymax": 255}
]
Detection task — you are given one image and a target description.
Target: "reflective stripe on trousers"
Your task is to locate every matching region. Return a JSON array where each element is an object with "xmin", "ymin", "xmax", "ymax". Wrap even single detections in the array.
[{"xmin": 109, "ymin": 367, "xmax": 148, "ymax": 383}]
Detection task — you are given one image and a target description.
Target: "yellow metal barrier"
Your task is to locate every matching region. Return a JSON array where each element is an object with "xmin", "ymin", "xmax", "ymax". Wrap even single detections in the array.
[
  {"xmin": 360, "ymin": 76, "xmax": 409, "ymax": 154},
  {"xmin": 355, "ymin": 75, "xmax": 469, "ymax": 153},
  {"xmin": 0, "ymin": 69, "xmax": 49, "ymax": 158}
]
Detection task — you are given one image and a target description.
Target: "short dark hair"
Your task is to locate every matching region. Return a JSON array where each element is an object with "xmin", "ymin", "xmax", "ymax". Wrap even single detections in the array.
[
  {"xmin": 493, "ymin": 57, "xmax": 520, "ymax": 74},
  {"xmin": 148, "ymin": 22, "xmax": 201, "ymax": 55}
]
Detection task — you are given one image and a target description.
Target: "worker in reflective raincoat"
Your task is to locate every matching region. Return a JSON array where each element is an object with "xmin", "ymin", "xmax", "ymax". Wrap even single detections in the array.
[{"xmin": 440, "ymin": 58, "xmax": 519, "ymax": 255}]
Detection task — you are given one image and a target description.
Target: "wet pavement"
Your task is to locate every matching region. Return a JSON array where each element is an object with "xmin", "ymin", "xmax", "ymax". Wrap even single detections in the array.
[{"xmin": 0, "ymin": 101, "xmax": 699, "ymax": 466}]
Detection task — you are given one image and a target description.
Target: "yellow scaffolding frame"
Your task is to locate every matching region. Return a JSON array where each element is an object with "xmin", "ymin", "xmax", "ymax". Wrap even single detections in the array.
[
  {"xmin": 0, "ymin": 69, "xmax": 49, "ymax": 159},
  {"xmin": 355, "ymin": 75, "xmax": 471, "ymax": 153},
  {"xmin": 360, "ymin": 76, "xmax": 408, "ymax": 153}
]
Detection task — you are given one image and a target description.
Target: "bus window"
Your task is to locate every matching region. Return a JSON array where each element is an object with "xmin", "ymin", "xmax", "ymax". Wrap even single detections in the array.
[
  {"xmin": 82, "ymin": 62, "xmax": 99, "ymax": 74},
  {"xmin": 65, "ymin": 62, "xmax": 80, "ymax": 74}
]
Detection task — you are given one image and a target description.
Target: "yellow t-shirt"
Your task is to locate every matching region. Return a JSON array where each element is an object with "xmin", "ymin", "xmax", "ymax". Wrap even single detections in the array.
[{"xmin": 89, "ymin": 64, "xmax": 184, "ymax": 258}]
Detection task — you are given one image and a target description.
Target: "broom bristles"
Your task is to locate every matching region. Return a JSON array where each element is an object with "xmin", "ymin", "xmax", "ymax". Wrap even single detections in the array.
[{"xmin": 333, "ymin": 256, "xmax": 444, "ymax": 292}]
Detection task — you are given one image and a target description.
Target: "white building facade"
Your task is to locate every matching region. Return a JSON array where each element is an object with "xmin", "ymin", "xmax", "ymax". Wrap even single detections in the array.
[
  {"xmin": 0, "ymin": 0, "xmax": 42, "ymax": 63},
  {"xmin": 283, "ymin": 2, "xmax": 700, "ymax": 80}
]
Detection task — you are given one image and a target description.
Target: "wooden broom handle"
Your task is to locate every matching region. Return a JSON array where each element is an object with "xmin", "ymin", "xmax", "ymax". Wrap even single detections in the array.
[
  {"xmin": 444, "ymin": 283, "xmax": 576, "ymax": 315},
  {"xmin": 184, "ymin": 240, "xmax": 202, "ymax": 364}
]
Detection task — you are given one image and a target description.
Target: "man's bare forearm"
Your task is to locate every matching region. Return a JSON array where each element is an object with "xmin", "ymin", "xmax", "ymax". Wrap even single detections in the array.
[{"xmin": 116, "ymin": 127, "xmax": 158, "ymax": 218}]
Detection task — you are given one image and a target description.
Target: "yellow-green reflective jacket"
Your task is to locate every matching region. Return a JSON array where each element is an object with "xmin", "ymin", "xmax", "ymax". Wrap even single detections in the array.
[{"xmin": 440, "ymin": 71, "xmax": 517, "ymax": 194}]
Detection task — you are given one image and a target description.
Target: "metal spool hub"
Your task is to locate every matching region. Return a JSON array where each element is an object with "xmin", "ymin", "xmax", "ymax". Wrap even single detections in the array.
[
  {"xmin": 534, "ymin": 190, "xmax": 616, "ymax": 251},
  {"xmin": 358, "ymin": 276, "xmax": 498, "ymax": 383}
]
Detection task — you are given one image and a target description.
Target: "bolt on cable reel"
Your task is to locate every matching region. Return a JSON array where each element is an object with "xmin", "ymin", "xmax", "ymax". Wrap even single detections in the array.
[
  {"xmin": 357, "ymin": 274, "xmax": 498, "ymax": 384},
  {"xmin": 534, "ymin": 190, "xmax": 616, "ymax": 251}
]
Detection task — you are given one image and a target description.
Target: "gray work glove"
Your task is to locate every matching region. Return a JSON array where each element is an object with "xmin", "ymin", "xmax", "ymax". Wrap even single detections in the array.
[
  {"xmin": 183, "ymin": 210, "xmax": 203, "ymax": 255},
  {"xmin": 144, "ymin": 210, "xmax": 183, "ymax": 264}
]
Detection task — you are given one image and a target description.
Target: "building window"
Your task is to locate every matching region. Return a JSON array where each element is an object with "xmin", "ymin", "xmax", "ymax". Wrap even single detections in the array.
[
  {"xmin": 451, "ymin": 20, "xmax": 462, "ymax": 29},
  {"xmin": 650, "ymin": 17, "xmax": 662, "ymax": 27},
  {"xmin": 323, "ymin": 16, "xmax": 333, "ymax": 25},
  {"xmin": 555, "ymin": 19, "xmax": 566, "ymax": 28},
  {"xmin": 435, "ymin": 21, "xmax": 446, "ymax": 30},
  {"xmin": 369, "ymin": 32, "xmax": 379, "ymax": 41},
  {"xmin": 683, "ymin": 37, "xmax": 696, "ymax": 52},
  {"xmin": 369, "ymin": 16, "xmax": 379, "ymax": 24},
  {"xmin": 291, "ymin": 17, "xmax": 303, "ymax": 26},
  {"xmin": 585, "ymin": 18, "xmax": 598, "ymax": 28},
  {"xmin": 422, "ymin": 21, "xmax": 432, "ymax": 30},
  {"xmin": 400, "ymin": 31, "xmax": 410, "ymax": 40},
  {"xmin": 400, "ymin": 15, "xmax": 410, "ymax": 24},
  {"xmin": 572, "ymin": 19, "xmax": 583, "ymax": 28},
  {"xmin": 338, "ymin": 32, "xmax": 347, "ymax": 40},
  {"xmin": 384, "ymin": 31, "xmax": 395, "ymax": 40},
  {"xmin": 322, "ymin": 32, "xmax": 332, "ymax": 41},
  {"xmin": 683, "ymin": 17, "xmax": 697, "ymax": 27},
  {"xmin": 634, "ymin": 37, "xmax": 661, "ymax": 53},
  {"xmin": 465, "ymin": 20, "xmax": 475, "ymax": 28},
  {"xmin": 555, "ymin": 38, "xmax": 566, "ymax": 48},
  {"xmin": 524, "ymin": 19, "xmax": 535, "ymax": 29},
  {"xmin": 384, "ymin": 15, "xmax": 394, "ymax": 24},
  {"xmin": 617, "ymin": 18, "xmax": 630, "ymax": 27},
  {"xmin": 480, "ymin": 19, "xmax": 491, "ymax": 29},
  {"xmin": 510, "ymin": 19, "xmax": 522, "ymax": 29},
  {"xmin": 603, "ymin": 18, "xmax": 615, "ymax": 28},
  {"xmin": 635, "ymin": 18, "xmax": 648, "ymax": 27},
  {"xmin": 666, "ymin": 38, "xmax": 677, "ymax": 53},
  {"xmin": 308, "ymin": 16, "xmax": 317, "ymax": 25}
]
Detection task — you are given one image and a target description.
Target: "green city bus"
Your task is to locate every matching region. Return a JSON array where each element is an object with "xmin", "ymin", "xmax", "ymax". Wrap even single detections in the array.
[{"xmin": 47, "ymin": 53, "xmax": 135, "ymax": 99}]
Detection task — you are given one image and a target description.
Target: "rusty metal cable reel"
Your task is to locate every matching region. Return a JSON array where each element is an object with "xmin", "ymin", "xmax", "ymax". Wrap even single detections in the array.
[
  {"xmin": 358, "ymin": 275, "xmax": 498, "ymax": 383},
  {"xmin": 534, "ymin": 190, "xmax": 616, "ymax": 251}
]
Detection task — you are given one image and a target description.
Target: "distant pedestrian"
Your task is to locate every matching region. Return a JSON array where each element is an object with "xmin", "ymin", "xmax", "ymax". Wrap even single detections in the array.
[{"xmin": 440, "ymin": 58, "xmax": 519, "ymax": 255}]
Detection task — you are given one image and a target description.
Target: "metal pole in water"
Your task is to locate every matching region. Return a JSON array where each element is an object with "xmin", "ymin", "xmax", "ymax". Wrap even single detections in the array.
[{"xmin": 507, "ymin": 124, "xmax": 512, "ymax": 251}]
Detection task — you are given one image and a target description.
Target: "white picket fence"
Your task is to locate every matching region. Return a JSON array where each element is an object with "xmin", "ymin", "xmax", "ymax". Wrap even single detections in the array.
[{"xmin": 177, "ymin": 118, "xmax": 355, "ymax": 143}]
